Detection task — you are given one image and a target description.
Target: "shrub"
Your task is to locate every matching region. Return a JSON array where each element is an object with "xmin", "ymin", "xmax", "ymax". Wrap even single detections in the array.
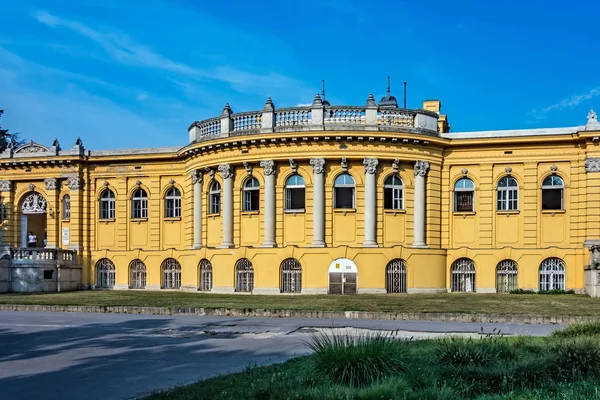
[
  {"xmin": 435, "ymin": 337, "xmax": 512, "ymax": 367},
  {"xmin": 509, "ymin": 289, "xmax": 536, "ymax": 295},
  {"xmin": 552, "ymin": 321, "xmax": 600, "ymax": 338},
  {"xmin": 552, "ymin": 337, "xmax": 600, "ymax": 380},
  {"xmin": 307, "ymin": 332, "xmax": 407, "ymax": 388},
  {"xmin": 538, "ymin": 289, "xmax": 576, "ymax": 295}
]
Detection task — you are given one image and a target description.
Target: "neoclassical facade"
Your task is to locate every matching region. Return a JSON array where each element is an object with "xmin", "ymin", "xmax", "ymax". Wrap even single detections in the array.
[{"xmin": 1, "ymin": 90, "xmax": 600, "ymax": 294}]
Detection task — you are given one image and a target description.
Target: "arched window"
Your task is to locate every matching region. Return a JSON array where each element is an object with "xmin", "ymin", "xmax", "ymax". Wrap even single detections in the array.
[
  {"xmin": 496, "ymin": 260, "xmax": 517, "ymax": 293},
  {"xmin": 161, "ymin": 258, "xmax": 181, "ymax": 289},
  {"xmin": 96, "ymin": 258, "xmax": 115, "ymax": 289},
  {"xmin": 497, "ymin": 176, "xmax": 518, "ymax": 211},
  {"xmin": 384, "ymin": 176, "xmax": 404, "ymax": 210},
  {"xmin": 209, "ymin": 181, "xmax": 221, "ymax": 214},
  {"xmin": 62, "ymin": 194, "xmax": 71, "ymax": 220},
  {"xmin": 129, "ymin": 259, "xmax": 146, "ymax": 289},
  {"xmin": 100, "ymin": 189, "xmax": 115, "ymax": 219},
  {"xmin": 454, "ymin": 178, "xmax": 475, "ymax": 212},
  {"xmin": 165, "ymin": 187, "xmax": 181, "ymax": 218},
  {"xmin": 451, "ymin": 258, "xmax": 476, "ymax": 292},
  {"xmin": 285, "ymin": 175, "xmax": 306, "ymax": 211},
  {"xmin": 132, "ymin": 188, "xmax": 148, "ymax": 219},
  {"xmin": 243, "ymin": 177, "xmax": 260, "ymax": 212},
  {"xmin": 539, "ymin": 258, "xmax": 565, "ymax": 291},
  {"xmin": 199, "ymin": 259, "xmax": 213, "ymax": 291},
  {"xmin": 235, "ymin": 258, "xmax": 254, "ymax": 292},
  {"xmin": 281, "ymin": 258, "xmax": 302, "ymax": 293},
  {"xmin": 334, "ymin": 174, "xmax": 355, "ymax": 209},
  {"xmin": 386, "ymin": 259, "xmax": 407, "ymax": 293},
  {"xmin": 542, "ymin": 175, "xmax": 564, "ymax": 210}
]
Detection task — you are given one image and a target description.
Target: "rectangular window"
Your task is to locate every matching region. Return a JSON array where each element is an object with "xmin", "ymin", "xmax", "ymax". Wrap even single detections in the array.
[
  {"xmin": 101, "ymin": 200, "xmax": 115, "ymax": 219},
  {"xmin": 133, "ymin": 199, "xmax": 148, "ymax": 219},
  {"xmin": 210, "ymin": 193, "xmax": 221, "ymax": 214},
  {"xmin": 244, "ymin": 190, "xmax": 259, "ymax": 212},
  {"xmin": 63, "ymin": 198, "xmax": 71, "ymax": 220},
  {"xmin": 165, "ymin": 198, "xmax": 181, "ymax": 218},
  {"xmin": 334, "ymin": 187, "xmax": 354, "ymax": 209},
  {"xmin": 542, "ymin": 189, "xmax": 562, "ymax": 210},
  {"xmin": 455, "ymin": 191, "xmax": 474, "ymax": 212},
  {"xmin": 497, "ymin": 189, "xmax": 518, "ymax": 211},
  {"xmin": 285, "ymin": 188, "xmax": 305, "ymax": 210}
]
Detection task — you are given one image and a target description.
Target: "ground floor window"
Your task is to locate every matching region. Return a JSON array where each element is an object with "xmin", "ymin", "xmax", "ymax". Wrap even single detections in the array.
[
  {"xmin": 235, "ymin": 258, "xmax": 254, "ymax": 293},
  {"xmin": 199, "ymin": 259, "xmax": 213, "ymax": 291},
  {"xmin": 539, "ymin": 258, "xmax": 565, "ymax": 291},
  {"xmin": 97, "ymin": 258, "xmax": 115, "ymax": 289},
  {"xmin": 129, "ymin": 259, "xmax": 146, "ymax": 289},
  {"xmin": 281, "ymin": 258, "xmax": 302, "ymax": 293},
  {"xmin": 386, "ymin": 259, "xmax": 407, "ymax": 293},
  {"xmin": 451, "ymin": 258, "xmax": 476, "ymax": 292},
  {"xmin": 162, "ymin": 258, "xmax": 181, "ymax": 289},
  {"xmin": 496, "ymin": 260, "xmax": 517, "ymax": 293}
]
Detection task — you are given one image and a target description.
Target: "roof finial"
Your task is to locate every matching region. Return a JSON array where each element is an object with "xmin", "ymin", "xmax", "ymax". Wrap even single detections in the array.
[
  {"xmin": 321, "ymin": 79, "xmax": 325, "ymax": 100},
  {"xmin": 387, "ymin": 76, "xmax": 391, "ymax": 95}
]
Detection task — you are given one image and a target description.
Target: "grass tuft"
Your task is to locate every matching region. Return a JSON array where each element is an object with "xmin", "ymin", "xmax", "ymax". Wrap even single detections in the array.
[
  {"xmin": 552, "ymin": 337, "xmax": 600, "ymax": 380},
  {"xmin": 552, "ymin": 321, "xmax": 600, "ymax": 338}
]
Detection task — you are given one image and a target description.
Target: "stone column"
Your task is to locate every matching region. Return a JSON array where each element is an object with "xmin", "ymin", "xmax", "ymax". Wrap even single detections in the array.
[
  {"xmin": 260, "ymin": 160, "xmax": 277, "ymax": 247},
  {"xmin": 310, "ymin": 158, "xmax": 326, "ymax": 247},
  {"xmin": 191, "ymin": 170, "xmax": 203, "ymax": 249},
  {"xmin": 0, "ymin": 180, "xmax": 11, "ymax": 246},
  {"xmin": 412, "ymin": 160, "xmax": 429, "ymax": 248},
  {"xmin": 44, "ymin": 178, "xmax": 59, "ymax": 248},
  {"xmin": 67, "ymin": 176, "xmax": 83, "ymax": 251},
  {"xmin": 363, "ymin": 158, "xmax": 378, "ymax": 247},
  {"xmin": 218, "ymin": 164, "xmax": 234, "ymax": 248}
]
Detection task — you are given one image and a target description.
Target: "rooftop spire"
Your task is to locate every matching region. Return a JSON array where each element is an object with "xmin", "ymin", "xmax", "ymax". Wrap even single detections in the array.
[
  {"xmin": 387, "ymin": 76, "xmax": 391, "ymax": 95},
  {"xmin": 321, "ymin": 79, "xmax": 330, "ymax": 106},
  {"xmin": 379, "ymin": 75, "xmax": 398, "ymax": 108}
]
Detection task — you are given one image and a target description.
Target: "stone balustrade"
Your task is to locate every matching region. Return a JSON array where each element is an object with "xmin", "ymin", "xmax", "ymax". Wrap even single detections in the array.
[
  {"xmin": 10, "ymin": 248, "xmax": 77, "ymax": 265},
  {"xmin": 188, "ymin": 95, "xmax": 439, "ymax": 143}
]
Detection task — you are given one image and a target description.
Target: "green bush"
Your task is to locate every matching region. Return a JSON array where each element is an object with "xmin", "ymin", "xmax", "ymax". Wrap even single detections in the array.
[
  {"xmin": 538, "ymin": 289, "xmax": 576, "ymax": 295},
  {"xmin": 509, "ymin": 289, "xmax": 536, "ymax": 295},
  {"xmin": 552, "ymin": 337, "xmax": 600, "ymax": 380},
  {"xmin": 552, "ymin": 321, "xmax": 600, "ymax": 338},
  {"xmin": 307, "ymin": 332, "xmax": 407, "ymax": 388}
]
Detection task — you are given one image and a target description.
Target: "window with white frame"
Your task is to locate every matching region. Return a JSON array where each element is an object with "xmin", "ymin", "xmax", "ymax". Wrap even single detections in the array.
[
  {"xmin": 199, "ymin": 259, "xmax": 213, "ymax": 291},
  {"xmin": 454, "ymin": 178, "xmax": 475, "ymax": 212},
  {"xmin": 235, "ymin": 258, "xmax": 254, "ymax": 292},
  {"xmin": 539, "ymin": 258, "xmax": 565, "ymax": 291},
  {"xmin": 161, "ymin": 258, "xmax": 181, "ymax": 289},
  {"xmin": 62, "ymin": 194, "xmax": 71, "ymax": 220},
  {"xmin": 541, "ymin": 175, "xmax": 564, "ymax": 210},
  {"xmin": 496, "ymin": 260, "xmax": 517, "ymax": 293},
  {"xmin": 165, "ymin": 187, "xmax": 181, "ymax": 218},
  {"xmin": 497, "ymin": 176, "xmax": 519, "ymax": 211},
  {"xmin": 334, "ymin": 174, "xmax": 355, "ymax": 209},
  {"xmin": 100, "ymin": 189, "xmax": 115, "ymax": 219},
  {"xmin": 281, "ymin": 258, "xmax": 302, "ymax": 293},
  {"xmin": 451, "ymin": 258, "xmax": 476, "ymax": 292},
  {"xmin": 243, "ymin": 177, "xmax": 260, "ymax": 212},
  {"xmin": 285, "ymin": 175, "xmax": 305, "ymax": 210},
  {"xmin": 384, "ymin": 175, "xmax": 404, "ymax": 210},
  {"xmin": 209, "ymin": 181, "xmax": 221, "ymax": 214},
  {"xmin": 96, "ymin": 258, "xmax": 115, "ymax": 288},
  {"xmin": 132, "ymin": 188, "xmax": 148, "ymax": 219},
  {"xmin": 129, "ymin": 259, "xmax": 146, "ymax": 289}
]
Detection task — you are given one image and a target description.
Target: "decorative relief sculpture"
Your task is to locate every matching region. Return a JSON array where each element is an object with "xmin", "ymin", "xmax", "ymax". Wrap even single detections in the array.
[
  {"xmin": 103, "ymin": 181, "xmax": 109, "ymax": 188},
  {"xmin": 585, "ymin": 158, "xmax": 600, "ymax": 173},
  {"xmin": 169, "ymin": 179, "xmax": 176, "ymax": 186},
  {"xmin": 28, "ymin": 183, "xmax": 36, "ymax": 191},
  {"xmin": 67, "ymin": 176, "xmax": 81, "ymax": 190},
  {"xmin": 289, "ymin": 159, "xmax": 298, "ymax": 174},
  {"xmin": 44, "ymin": 178, "xmax": 57, "ymax": 190},
  {"xmin": 242, "ymin": 161, "xmax": 252, "ymax": 176},
  {"xmin": 586, "ymin": 109, "xmax": 600, "ymax": 130},
  {"xmin": 190, "ymin": 170, "xmax": 203, "ymax": 185},
  {"xmin": 310, "ymin": 158, "xmax": 325, "ymax": 174},
  {"xmin": 505, "ymin": 166, "xmax": 512, "ymax": 174},
  {"xmin": 550, "ymin": 164, "xmax": 558, "ymax": 173},
  {"xmin": 341, "ymin": 158, "xmax": 349, "ymax": 172},
  {"xmin": 392, "ymin": 159, "xmax": 400, "ymax": 174},
  {"xmin": 260, "ymin": 160, "xmax": 276, "ymax": 176},
  {"xmin": 204, "ymin": 167, "xmax": 215, "ymax": 180},
  {"xmin": 0, "ymin": 180, "xmax": 12, "ymax": 192},
  {"xmin": 21, "ymin": 192, "xmax": 47, "ymax": 213},
  {"xmin": 589, "ymin": 244, "xmax": 600, "ymax": 266},
  {"xmin": 461, "ymin": 168, "xmax": 468, "ymax": 175},
  {"xmin": 363, "ymin": 158, "xmax": 378, "ymax": 174},
  {"xmin": 14, "ymin": 140, "xmax": 49, "ymax": 154},
  {"xmin": 414, "ymin": 160, "xmax": 430, "ymax": 177},
  {"xmin": 218, "ymin": 163, "xmax": 233, "ymax": 179}
]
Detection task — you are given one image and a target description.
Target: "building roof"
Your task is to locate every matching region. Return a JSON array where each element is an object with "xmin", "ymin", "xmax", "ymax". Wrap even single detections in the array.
[{"xmin": 442, "ymin": 126, "xmax": 582, "ymax": 140}]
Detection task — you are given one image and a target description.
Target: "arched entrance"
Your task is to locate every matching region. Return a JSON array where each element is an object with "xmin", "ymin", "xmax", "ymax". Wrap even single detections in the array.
[
  {"xmin": 328, "ymin": 258, "xmax": 357, "ymax": 295},
  {"xmin": 19, "ymin": 192, "xmax": 47, "ymax": 247}
]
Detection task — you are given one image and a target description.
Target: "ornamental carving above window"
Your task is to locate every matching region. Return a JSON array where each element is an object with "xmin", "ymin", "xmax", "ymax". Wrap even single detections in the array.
[{"xmin": 21, "ymin": 192, "xmax": 47, "ymax": 214}]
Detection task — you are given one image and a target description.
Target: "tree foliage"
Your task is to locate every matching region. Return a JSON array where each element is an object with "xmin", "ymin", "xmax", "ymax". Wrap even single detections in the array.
[{"xmin": 0, "ymin": 110, "xmax": 25, "ymax": 152}]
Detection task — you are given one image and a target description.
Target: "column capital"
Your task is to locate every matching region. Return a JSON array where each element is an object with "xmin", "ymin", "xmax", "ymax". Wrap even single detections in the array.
[
  {"xmin": 260, "ymin": 160, "xmax": 276, "ymax": 176},
  {"xmin": 218, "ymin": 163, "xmax": 234, "ymax": 179},
  {"xmin": 414, "ymin": 160, "xmax": 430, "ymax": 177},
  {"xmin": 310, "ymin": 158, "xmax": 325, "ymax": 174},
  {"xmin": 190, "ymin": 170, "xmax": 203, "ymax": 185},
  {"xmin": 363, "ymin": 158, "xmax": 379, "ymax": 174},
  {"xmin": 67, "ymin": 176, "xmax": 82, "ymax": 191},
  {"xmin": 0, "ymin": 180, "xmax": 12, "ymax": 192}
]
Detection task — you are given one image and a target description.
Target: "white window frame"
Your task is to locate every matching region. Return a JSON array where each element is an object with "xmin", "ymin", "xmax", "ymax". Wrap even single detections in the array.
[
  {"xmin": 100, "ymin": 189, "xmax": 115, "ymax": 220},
  {"xmin": 199, "ymin": 259, "xmax": 213, "ymax": 291},
  {"xmin": 333, "ymin": 173, "xmax": 356, "ymax": 209},
  {"xmin": 539, "ymin": 258, "xmax": 566, "ymax": 291},
  {"xmin": 209, "ymin": 181, "xmax": 221, "ymax": 215},
  {"xmin": 497, "ymin": 176, "xmax": 519, "ymax": 211},
  {"xmin": 451, "ymin": 258, "xmax": 476, "ymax": 292},
  {"xmin": 384, "ymin": 175, "xmax": 404, "ymax": 210},
  {"xmin": 285, "ymin": 175, "xmax": 306, "ymax": 211},
  {"xmin": 454, "ymin": 178, "xmax": 475, "ymax": 212},
  {"xmin": 132, "ymin": 188, "xmax": 148, "ymax": 219},
  {"xmin": 96, "ymin": 258, "xmax": 115, "ymax": 289},
  {"xmin": 129, "ymin": 259, "xmax": 147, "ymax": 289},
  {"xmin": 496, "ymin": 260, "xmax": 518, "ymax": 293},
  {"xmin": 161, "ymin": 258, "xmax": 181, "ymax": 289},
  {"xmin": 541, "ymin": 175, "xmax": 564, "ymax": 210},
  {"xmin": 280, "ymin": 258, "xmax": 302, "ymax": 293},
  {"xmin": 243, "ymin": 177, "xmax": 260, "ymax": 212},
  {"xmin": 165, "ymin": 187, "xmax": 181, "ymax": 218}
]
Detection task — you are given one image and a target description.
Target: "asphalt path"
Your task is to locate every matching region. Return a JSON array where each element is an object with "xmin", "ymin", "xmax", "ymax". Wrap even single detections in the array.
[{"xmin": 0, "ymin": 312, "xmax": 563, "ymax": 400}]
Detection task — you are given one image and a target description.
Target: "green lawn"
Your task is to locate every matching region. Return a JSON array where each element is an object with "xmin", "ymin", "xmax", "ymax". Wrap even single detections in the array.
[{"xmin": 2, "ymin": 290, "xmax": 600, "ymax": 317}]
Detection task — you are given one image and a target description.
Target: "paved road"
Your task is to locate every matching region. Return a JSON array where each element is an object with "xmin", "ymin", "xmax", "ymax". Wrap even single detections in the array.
[{"xmin": 0, "ymin": 312, "xmax": 562, "ymax": 400}]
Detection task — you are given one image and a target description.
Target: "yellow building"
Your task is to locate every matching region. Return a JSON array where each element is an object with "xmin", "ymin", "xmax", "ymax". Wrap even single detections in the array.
[{"xmin": 1, "ymin": 90, "xmax": 600, "ymax": 294}]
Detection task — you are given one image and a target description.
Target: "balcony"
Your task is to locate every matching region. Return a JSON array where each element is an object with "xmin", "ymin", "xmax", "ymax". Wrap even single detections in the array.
[{"xmin": 0, "ymin": 247, "xmax": 81, "ymax": 293}]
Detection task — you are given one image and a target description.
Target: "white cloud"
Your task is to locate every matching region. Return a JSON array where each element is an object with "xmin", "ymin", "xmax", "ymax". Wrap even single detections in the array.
[
  {"xmin": 137, "ymin": 93, "xmax": 149, "ymax": 101},
  {"xmin": 529, "ymin": 86, "xmax": 600, "ymax": 121}
]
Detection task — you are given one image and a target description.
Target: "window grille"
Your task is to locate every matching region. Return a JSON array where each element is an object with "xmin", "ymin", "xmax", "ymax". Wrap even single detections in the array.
[
  {"xmin": 199, "ymin": 259, "xmax": 213, "ymax": 291},
  {"xmin": 386, "ymin": 259, "xmax": 407, "ymax": 293},
  {"xmin": 62, "ymin": 194, "xmax": 71, "ymax": 220},
  {"xmin": 383, "ymin": 176, "xmax": 404, "ymax": 210},
  {"xmin": 541, "ymin": 175, "xmax": 564, "ymax": 210},
  {"xmin": 100, "ymin": 189, "xmax": 115, "ymax": 219},
  {"xmin": 129, "ymin": 259, "xmax": 146, "ymax": 289},
  {"xmin": 285, "ymin": 175, "xmax": 306, "ymax": 210},
  {"xmin": 165, "ymin": 187, "xmax": 181, "ymax": 218},
  {"xmin": 96, "ymin": 258, "xmax": 115, "ymax": 288},
  {"xmin": 454, "ymin": 178, "xmax": 475, "ymax": 212},
  {"xmin": 496, "ymin": 260, "xmax": 517, "ymax": 293},
  {"xmin": 451, "ymin": 258, "xmax": 476, "ymax": 292},
  {"xmin": 132, "ymin": 188, "xmax": 148, "ymax": 219},
  {"xmin": 539, "ymin": 258, "xmax": 565, "ymax": 291},
  {"xmin": 209, "ymin": 181, "xmax": 221, "ymax": 214},
  {"xmin": 497, "ymin": 176, "xmax": 518, "ymax": 211},
  {"xmin": 281, "ymin": 258, "xmax": 302, "ymax": 293},
  {"xmin": 334, "ymin": 174, "xmax": 355, "ymax": 209},
  {"xmin": 235, "ymin": 258, "xmax": 254, "ymax": 292},
  {"xmin": 243, "ymin": 177, "xmax": 260, "ymax": 212},
  {"xmin": 161, "ymin": 258, "xmax": 181, "ymax": 289}
]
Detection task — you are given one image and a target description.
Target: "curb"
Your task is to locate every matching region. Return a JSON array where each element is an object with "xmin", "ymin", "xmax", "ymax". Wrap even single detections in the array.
[{"xmin": 1, "ymin": 304, "xmax": 599, "ymax": 324}]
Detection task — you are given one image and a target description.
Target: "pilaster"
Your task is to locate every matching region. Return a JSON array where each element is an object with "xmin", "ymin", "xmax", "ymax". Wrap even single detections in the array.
[
  {"xmin": 363, "ymin": 158, "xmax": 378, "ymax": 247},
  {"xmin": 219, "ymin": 163, "xmax": 234, "ymax": 248},
  {"xmin": 67, "ymin": 176, "xmax": 83, "ymax": 251},
  {"xmin": 44, "ymin": 178, "xmax": 60, "ymax": 248},
  {"xmin": 191, "ymin": 170, "xmax": 203, "ymax": 249},
  {"xmin": 413, "ymin": 160, "xmax": 429, "ymax": 248},
  {"xmin": 310, "ymin": 158, "xmax": 326, "ymax": 247},
  {"xmin": 260, "ymin": 160, "xmax": 277, "ymax": 247}
]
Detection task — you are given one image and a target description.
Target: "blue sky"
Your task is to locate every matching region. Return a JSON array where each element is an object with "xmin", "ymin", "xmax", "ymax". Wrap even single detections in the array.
[{"xmin": 1, "ymin": 0, "xmax": 599, "ymax": 150}]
